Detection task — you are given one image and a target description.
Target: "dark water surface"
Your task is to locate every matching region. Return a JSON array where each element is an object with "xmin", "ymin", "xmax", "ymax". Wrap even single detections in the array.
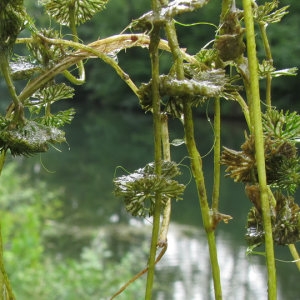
[{"xmin": 19, "ymin": 109, "xmax": 300, "ymax": 299}]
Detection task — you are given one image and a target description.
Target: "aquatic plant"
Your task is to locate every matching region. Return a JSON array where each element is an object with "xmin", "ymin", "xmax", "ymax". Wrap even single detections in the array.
[{"xmin": 0, "ymin": 0, "xmax": 299, "ymax": 299}]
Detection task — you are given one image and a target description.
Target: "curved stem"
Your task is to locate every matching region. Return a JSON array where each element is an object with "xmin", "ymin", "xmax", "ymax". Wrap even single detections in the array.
[
  {"xmin": 17, "ymin": 34, "xmax": 197, "ymax": 103},
  {"xmin": 242, "ymin": 1, "xmax": 277, "ymax": 299},
  {"xmin": 0, "ymin": 54, "xmax": 24, "ymax": 123},
  {"xmin": 65, "ymin": 0, "xmax": 85, "ymax": 84}
]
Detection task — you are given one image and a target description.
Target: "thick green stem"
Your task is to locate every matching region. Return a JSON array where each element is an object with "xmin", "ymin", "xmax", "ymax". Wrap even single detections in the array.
[
  {"xmin": 145, "ymin": 21, "xmax": 162, "ymax": 299},
  {"xmin": 242, "ymin": 1, "xmax": 277, "ymax": 299}
]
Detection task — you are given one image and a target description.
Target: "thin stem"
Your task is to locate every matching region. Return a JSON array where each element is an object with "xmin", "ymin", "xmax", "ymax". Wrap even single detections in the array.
[
  {"xmin": 159, "ymin": 114, "xmax": 171, "ymax": 245},
  {"xmin": 242, "ymin": 1, "xmax": 277, "ymax": 299},
  {"xmin": 183, "ymin": 103, "xmax": 222, "ymax": 299},
  {"xmin": 17, "ymin": 34, "xmax": 198, "ymax": 103},
  {"xmin": 0, "ymin": 54, "xmax": 24, "ymax": 123},
  {"xmin": 65, "ymin": 0, "xmax": 85, "ymax": 84},
  {"xmin": 183, "ymin": 103, "xmax": 222, "ymax": 300},
  {"xmin": 288, "ymin": 244, "xmax": 300, "ymax": 271},
  {"xmin": 18, "ymin": 35, "xmax": 141, "ymax": 102},
  {"xmin": 234, "ymin": 92, "xmax": 251, "ymax": 129},
  {"xmin": 0, "ymin": 221, "xmax": 15, "ymax": 300},
  {"xmin": 163, "ymin": 6, "xmax": 222, "ymax": 299},
  {"xmin": 220, "ymin": 0, "xmax": 234, "ymax": 24},
  {"xmin": 259, "ymin": 23, "xmax": 273, "ymax": 108},
  {"xmin": 110, "ymin": 245, "xmax": 167, "ymax": 299},
  {"xmin": 212, "ymin": 97, "xmax": 221, "ymax": 211},
  {"xmin": 145, "ymin": 23, "xmax": 162, "ymax": 299}
]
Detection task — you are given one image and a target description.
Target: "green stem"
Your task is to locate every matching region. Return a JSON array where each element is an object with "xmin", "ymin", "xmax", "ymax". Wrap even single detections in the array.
[
  {"xmin": 242, "ymin": 1, "xmax": 277, "ymax": 299},
  {"xmin": 183, "ymin": 103, "xmax": 222, "ymax": 300},
  {"xmin": 64, "ymin": 0, "xmax": 85, "ymax": 85},
  {"xmin": 0, "ymin": 54, "xmax": 24, "ymax": 123},
  {"xmin": 0, "ymin": 151, "xmax": 13, "ymax": 299},
  {"xmin": 220, "ymin": 0, "xmax": 234, "ymax": 24},
  {"xmin": 0, "ymin": 221, "xmax": 15, "ymax": 299},
  {"xmin": 159, "ymin": 114, "xmax": 171, "ymax": 245},
  {"xmin": 162, "ymin": 6, "xmax": 222, "ymax": 299},
  {"xmin": 235, "ymin": 92, "xmax": 251, "ymax": 129},
  {"xmin": 288, "ymin": 244, "xmax": 300, "ymax": 271},
  {"xmin": 212, "ymin": 97, "xmax": 221, "ymax": 211},
  {"xmin": 259, "ymin": 23, "xmax": 273, "ymax": 108},
  {"xmin": 145, "ymin": 22, "xmax": 162, "ymax": 299},
  {"xmin": 18, "ymin": 35, "xmax": 140, "ymax": 102},
  {"xmin": 17, "ymin": 33, "xmax": 198, "ymax": 103}
]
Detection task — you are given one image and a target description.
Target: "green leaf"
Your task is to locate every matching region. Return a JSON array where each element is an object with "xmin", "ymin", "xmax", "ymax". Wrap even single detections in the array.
[
  {"xmin": 262, "ymin": 109, "xmax": 300, "ymax": 141},
  {"xmin": 254, "ymin": 0, "xmax": 289, "ymax": 25},
  {"xmin": 35, "ymin": 108, "xmax": 76, "ymax": 128},
  {"xmin": 114, "ymin": 161, "xmax": 185, "ymax": 217},
  {"xmin": 28, "ymin": 83, "xmax": 75, "ymax": 111},
  {"xmin": 258, "ymin": 60, "xmax": 297, "ymax": 79},
  {"xmin": 40, "ymin": 0, "xmax": 109, "ymax": 26},
  {"xmin": 0, "ymin": 120, "xmax": 66, "ymax": 156}
]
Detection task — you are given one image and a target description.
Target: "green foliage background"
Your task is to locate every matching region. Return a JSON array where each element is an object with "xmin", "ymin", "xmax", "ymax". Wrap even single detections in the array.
[{"xmin": 0, "ymin": 162, "xmax": 145, "ymax": 299}]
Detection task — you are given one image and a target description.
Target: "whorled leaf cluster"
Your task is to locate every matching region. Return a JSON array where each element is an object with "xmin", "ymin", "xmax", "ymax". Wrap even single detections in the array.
[
  {"xmin": 40, "ymin": 0, "xmax": 109, "ymax": 26},
  {"xmin": 253, "ymin": 0, "xmax": 289, "ymax": 25},
  {"xmin": 222, "ymin": 109, "xmax": 300, "ymax": 245},
  {"xmin": 246, "ymin": 187, "xmax": 300, "ymax": 245},
  {"xmin": 0, "ymin": 119, "xmax": 65, "ymax": 156},
  {"xmin": 138, "ymin": 68, "xmax": 237, "ymax": 117},
  {"xmin": 221, "ymin": 109, "xmax": 300, "ymax": 193},
  {"xmin": 114, "ymin": 161, "xmax": 185, "ymax": 217},
  {"xmin": 24, "ymin": 83, "xmax": 76, "ymax": 128}
]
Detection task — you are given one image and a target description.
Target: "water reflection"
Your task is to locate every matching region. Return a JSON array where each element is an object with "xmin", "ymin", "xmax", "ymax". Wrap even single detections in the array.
[
  {"xmin": 100, "ymin": 222, "xmax": 282, "ymax": 299},
  {"xmin": 158, "ymin": 224, "xmax": 283, "ymax": 299}
]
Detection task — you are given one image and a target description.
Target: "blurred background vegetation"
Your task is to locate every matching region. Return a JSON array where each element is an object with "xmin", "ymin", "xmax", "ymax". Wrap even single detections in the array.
[{"xmin": 0, "ymin": 0, "xmax": 300, "ymax": 298}]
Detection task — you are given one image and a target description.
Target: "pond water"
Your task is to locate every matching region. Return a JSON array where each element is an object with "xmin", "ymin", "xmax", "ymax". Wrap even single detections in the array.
[{"xmin": 19, "ymin": 108, "xmax": 300, "ymax": 299}]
